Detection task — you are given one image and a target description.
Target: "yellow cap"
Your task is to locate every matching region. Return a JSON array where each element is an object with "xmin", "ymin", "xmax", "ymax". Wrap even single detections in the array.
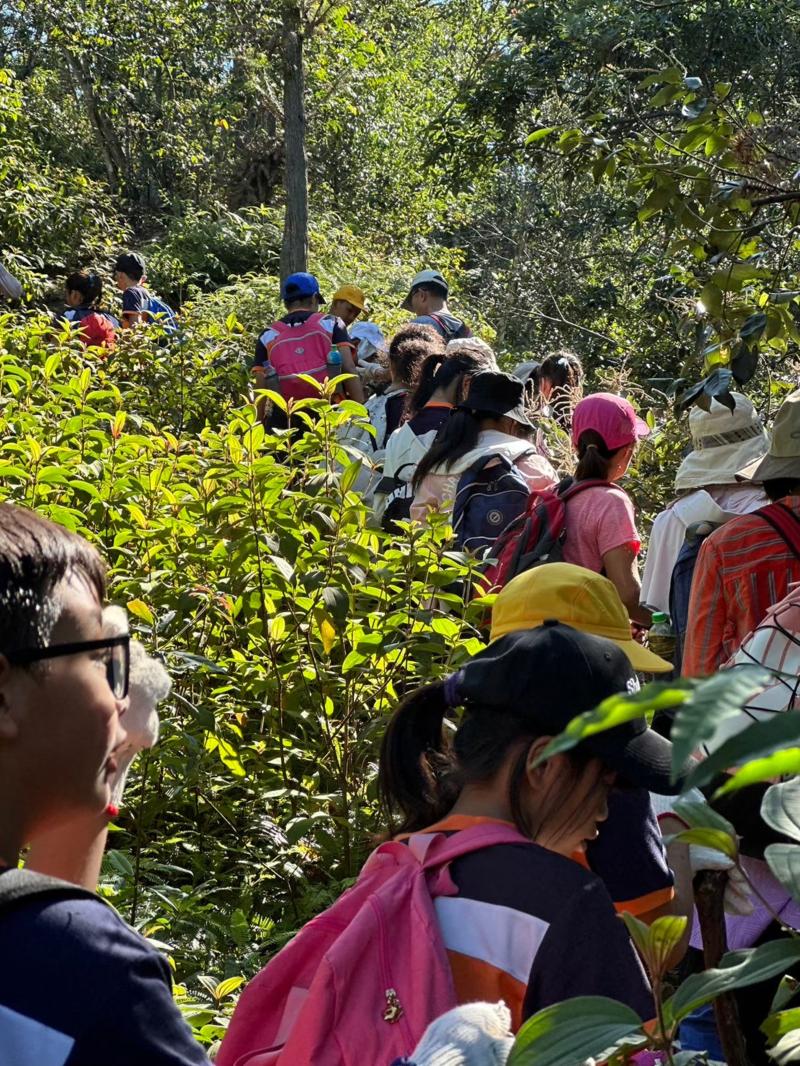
[
  {"xmin": 331, "ymin": 284, "xmax": 367, "ymax": 311},
  {"xmin": 490, "ymin": 563, "xmax": 672, "ymax": 673}
]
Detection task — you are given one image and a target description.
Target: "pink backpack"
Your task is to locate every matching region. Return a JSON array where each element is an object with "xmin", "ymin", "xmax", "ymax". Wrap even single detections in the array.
[
  {"xmin": 267, "ymin": 312, "xmax": 335, "ymax": 401},
  {"xmin": 216, "ymin": 823, "xmax": 528, "ymax": 1066}
]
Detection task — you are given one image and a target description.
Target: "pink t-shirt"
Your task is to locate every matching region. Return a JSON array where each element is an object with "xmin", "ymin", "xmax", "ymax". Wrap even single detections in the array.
[{"xmin": 561, "ymin": 484, "xmax": 640, "ymax": 573}]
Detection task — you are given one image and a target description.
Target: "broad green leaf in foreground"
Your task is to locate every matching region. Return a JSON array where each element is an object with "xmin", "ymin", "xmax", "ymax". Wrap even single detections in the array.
[
  {"xmin": 665, "ymin": 941, "xmax": 800, "ymax": 1026},
  {"xmin": 508, "ymin": 996, "xmax": 644, "ymax": 1066},
  {"xmin": 715, "ymin": 750, "xmax": 800, "ymax": 796},
  {"xmin": 763, "ymin": 780, "xmax": 800, "ymax": 843},
  {"xmin": 769, "ymin": 1030, "xmax": 800, "ymax": 1066},
  {"xmin": 536, "ymin": 679, "xmax": 697, "ymax": 763},
  {"xmin": 684, "ymin": 713, "xmax": 800, "ymax": 793},
  {"xmin": 669, "ymin": 666, "xmax": 771, "ymax": 775},
  {"xmin": 765, "ymin": 844, "xmax": 800, "ymax": 905}
]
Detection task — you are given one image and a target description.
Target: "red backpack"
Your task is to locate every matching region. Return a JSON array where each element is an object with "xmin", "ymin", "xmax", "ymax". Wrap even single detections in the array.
[
  {"xmin": 481, "ymin": 477, "xmax": 612, "ymax": 592},
  {"xmin": 216, "ymin": 824, "xmax": 528, "ymax": 1066},
  {"xmin": 266, "ymin": 313, "xmax": 335, "ymax": 402}
]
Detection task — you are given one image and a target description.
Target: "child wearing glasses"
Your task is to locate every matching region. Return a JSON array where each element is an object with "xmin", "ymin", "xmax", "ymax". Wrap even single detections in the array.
[{"xmin": 0, "ymin": 502, "xmax": 209, "ymax": 1065}]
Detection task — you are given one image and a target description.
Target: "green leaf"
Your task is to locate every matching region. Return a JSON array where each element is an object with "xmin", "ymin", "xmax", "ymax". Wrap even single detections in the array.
[
  {"xmin": 669, "ymin": 666, "xmax": 772, "ymax": 774},
  {"xmin": 620, "ymin": 913, "xmax": 688, "ymax": 978},
  {"xmin": 739, "ymin": 311, "xmax": 768, "ymax": 338},
  {"xmin": 699, "ymin": 282, "xmax": 723, "ymax": 316},
  {"xmin": 715, "ymin": 749, "xmax": 800, "ymax": 796},
  {"xmin": 508, "ymin": 997, "xmax": 644, "ymax": 1066},
  {"xmin": 762, "ymin": 1007, "xmax": 800, "ymax": 1043},
  {"xmin": 762, "ymin": 780, "xmax": 800, "ymax": 843},
  {"xmin": 684, "ymin": 713, "xmax": 800, "ymax": 793},
  {"xmin": 667, "ymin": 827, "xmax": 738, "ymax": 860},
  {"xmin": 525, "ymin": 127, "xmax": 556, "ymax": 144},
  {"xmin": 665, "ymin": 941, "xmax": 800, "ymax": 1026},
  {"xmin": 339, "ymin": 458, "xmax": 362, "ymax": 495},
  {"xmin": 536, "ymin": 678, "xmax": 695, "ymax": 765},
  {"xmin": 127, "ymin": 598, "xmax": 154, "ymax": 625},
  {"xmin": 765, "ymin": 844, "xmax": 800, "ymax": 904},
  {"xmin": 214, "ymin": 975, "xmax": 245, "ymax": 1001},
  {"xmin": 771, "ymin": 976, "xmax": 800, "ymax": 1014}
]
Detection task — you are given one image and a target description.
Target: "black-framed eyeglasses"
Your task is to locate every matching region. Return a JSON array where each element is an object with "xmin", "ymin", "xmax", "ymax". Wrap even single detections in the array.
[{"xmin": 4, "ymin": 635, "xmax": 130, "ymax": 700}]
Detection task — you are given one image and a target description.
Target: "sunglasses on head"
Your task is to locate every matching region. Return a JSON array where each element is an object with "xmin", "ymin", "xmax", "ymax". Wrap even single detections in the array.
[{"xmin": 4, "ymin": 634, "xmax": 130, "ymax": 700}]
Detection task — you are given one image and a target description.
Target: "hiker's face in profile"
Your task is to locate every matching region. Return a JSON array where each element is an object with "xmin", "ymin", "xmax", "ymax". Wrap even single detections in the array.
[
  {"xmin": 524, "ymin": 747, "xmax": 615, "ymax": 858},
  {"xmin": 0, "ymin": 574, "xmax": 128, "ymax": 838},
  {"xmin": 331, "ymin": 299, "xmax": 361, "ymax": 326}
]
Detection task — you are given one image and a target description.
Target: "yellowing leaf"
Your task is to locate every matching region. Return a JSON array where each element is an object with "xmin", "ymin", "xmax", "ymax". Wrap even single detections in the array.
[
  {"xmin": 320, "ymin": 618, "xmax": 336, "ymax": 654},
  {"xmin": 127, "ymin": 599, "xmax": 154, "ymax": 625}
]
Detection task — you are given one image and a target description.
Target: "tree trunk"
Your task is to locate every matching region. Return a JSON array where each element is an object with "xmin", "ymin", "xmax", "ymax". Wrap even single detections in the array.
[
  {"xmin": 695, "ymin": 869, "xmax": 749, "ymax": 1066},
  {"xmin": 280, "ymin": 1, "xmax": 309, "ymax": 279},
  {"xmin": 63, "ymin": 51, "xmax": 129, "ymax": 195}
]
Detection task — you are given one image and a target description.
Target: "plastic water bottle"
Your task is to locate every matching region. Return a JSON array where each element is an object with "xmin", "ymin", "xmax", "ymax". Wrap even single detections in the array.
[
  {"xmin": 648, "ymin": 611, "xmax": 676, "ymax": 663},
  {"xmin": 326, "ymin": 347, "xmax": 343, "ymax": 373}
]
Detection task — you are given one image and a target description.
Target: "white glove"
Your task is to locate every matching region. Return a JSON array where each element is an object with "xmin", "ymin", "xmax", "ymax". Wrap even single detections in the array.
[
  {"xmin": 650, "ymin": 790, "xmax": 754, "ymax": 916},
  {"xmin": 103, "ymin": 606, "xmax": 170, "ymax": 807},
  {"xmin": 402, "ymin": 1002, "xmax": 514, "ymax": 1066}
]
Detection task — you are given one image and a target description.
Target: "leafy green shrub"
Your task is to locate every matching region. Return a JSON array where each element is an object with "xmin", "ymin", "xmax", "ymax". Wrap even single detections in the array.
[{"xmin": 0, "ymin": 317, "xmax": 487, "ymax": 1044}]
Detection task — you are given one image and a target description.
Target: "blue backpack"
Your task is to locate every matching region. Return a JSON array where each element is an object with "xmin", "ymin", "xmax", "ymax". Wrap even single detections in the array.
[
  {"xmin": 146, "ymin": 295, "xmax": 179, "ymax": 334},
  {"xmin": 452, "ymin": 450, "xmax": 536, "ymax": 554},
  {"xmin": 669, "ymin": 520, "xmax": 722, "ymax": 674}
]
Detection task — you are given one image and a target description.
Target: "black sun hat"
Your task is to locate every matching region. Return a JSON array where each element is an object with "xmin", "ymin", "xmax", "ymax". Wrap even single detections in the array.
[
  {"xmin": 461, "ymin": 370, "xmax": 534, "ymax": 428},
  {"xmin": 451, "ymin": 622, "xmax": 689, "ymax": 794}
]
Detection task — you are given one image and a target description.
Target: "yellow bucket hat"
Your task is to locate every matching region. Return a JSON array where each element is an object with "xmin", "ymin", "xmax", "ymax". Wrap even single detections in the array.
[{"xmin": 490, "ymin": 563, "xmax": 672, "ymax": 673}]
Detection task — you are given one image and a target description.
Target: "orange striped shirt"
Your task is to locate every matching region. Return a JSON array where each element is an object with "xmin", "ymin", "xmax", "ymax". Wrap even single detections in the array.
[{"xmin": 683, "ymin": 497, "xmax": 800, "ymax": 676}]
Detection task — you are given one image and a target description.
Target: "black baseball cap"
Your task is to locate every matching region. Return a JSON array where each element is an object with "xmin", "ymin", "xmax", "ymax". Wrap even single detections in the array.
[
  {"xmin": 454, "ymin": 622, "xmax": 688, "ymax": 794},
  {"xmin": 462, "ymin": 371, "xmax": 533, "ymax": 428},
  {"xmin": 113, "ymin": 252, "xmax": 146, "ymax": 280}
]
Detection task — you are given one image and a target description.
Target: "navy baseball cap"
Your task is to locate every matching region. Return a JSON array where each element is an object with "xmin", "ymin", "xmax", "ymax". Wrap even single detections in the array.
[{"xmin": 281, "ymin": 272, "xmax": 323, "ymax": 304}]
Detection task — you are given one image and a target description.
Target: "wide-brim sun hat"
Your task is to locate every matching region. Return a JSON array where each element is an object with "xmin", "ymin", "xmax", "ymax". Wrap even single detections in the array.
[
  {"xmin": 454, "ymin": 623, "xmax": 690, "ymax": 793},
  {"xmin": 401, "ymin": 268, "xmax": 449, "ymax": 311},
  {"xmin": 571, "ymin": 392, "xmax": 650, "ymax": 451},
  {"xmin": 675, "ymin": 393, "xmax": 768, "ymax": 491},
  {"xmin": 489, "ymin": 563, "xmax": 672, "ymax": 674},
  {"xmin": 737, "ymin": 388, "xmax": 800, "ymax": 483}
]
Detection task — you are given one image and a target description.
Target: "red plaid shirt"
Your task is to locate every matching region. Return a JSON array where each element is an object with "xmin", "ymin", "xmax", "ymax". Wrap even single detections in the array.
[{"xmin": 683, "ymin": 495, "xmax": 800, "ymax": 676}]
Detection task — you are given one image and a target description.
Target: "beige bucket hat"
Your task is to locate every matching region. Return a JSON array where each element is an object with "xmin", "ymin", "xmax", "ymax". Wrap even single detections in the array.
[
  {"xmin": 737, "ymin": 388, "xmax": 800, "ymax": 483},
  {"xmin": 675, "ymin": 393, "xmax": 768, "ymax": 491}
]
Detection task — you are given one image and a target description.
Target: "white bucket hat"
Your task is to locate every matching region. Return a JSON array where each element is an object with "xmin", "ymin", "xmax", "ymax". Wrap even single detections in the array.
[{"xmin": 675, "ymin": 393, "xmax": 768, "ymax": 491}]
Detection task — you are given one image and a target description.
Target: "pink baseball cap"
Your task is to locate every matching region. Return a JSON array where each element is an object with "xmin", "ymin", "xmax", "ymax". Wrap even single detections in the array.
[{"xmin": 571, "ymin": 392, "xmax": 650, "ymax": 451}]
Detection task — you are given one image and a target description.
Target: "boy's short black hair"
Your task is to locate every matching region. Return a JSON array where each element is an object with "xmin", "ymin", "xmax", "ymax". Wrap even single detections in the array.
[
  {"xmin": 0, "ymin": 503, "xmax": 106, "ymax": 656},
  {"xmin": 764, "ymin": 477, "xmax": 800, "ymax": 502},
  {"xmin": 113, "ymin": 252, "xmax": 146, "ymax": 282}
]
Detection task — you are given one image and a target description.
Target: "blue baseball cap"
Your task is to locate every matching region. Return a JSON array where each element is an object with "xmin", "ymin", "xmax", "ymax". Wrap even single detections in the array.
[{"xmin": 281, "ymin": 272, "xmax": 324, "ymax": 304}]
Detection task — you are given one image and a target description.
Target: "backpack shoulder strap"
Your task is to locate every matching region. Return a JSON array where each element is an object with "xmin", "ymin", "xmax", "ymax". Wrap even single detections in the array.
[
  {"xmin": 560, "ymin": 477, "xmax": 612, "ymax": 500},
  {"xmin": 418, "ymin": 823, "xmax": 530, "ymax": 869},
  {"xmin": 756, "ymin": 503, "xmax": 800, "ymax": 558},
  {"xmin": 0, "ymin": 868, "xmax": 102, "ymax": 913}
]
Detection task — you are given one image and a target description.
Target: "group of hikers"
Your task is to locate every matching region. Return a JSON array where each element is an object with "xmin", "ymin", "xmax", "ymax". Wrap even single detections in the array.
[{"xmin": 1, "ymin": 258, "xmax": 800, "ymax": 1066}]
